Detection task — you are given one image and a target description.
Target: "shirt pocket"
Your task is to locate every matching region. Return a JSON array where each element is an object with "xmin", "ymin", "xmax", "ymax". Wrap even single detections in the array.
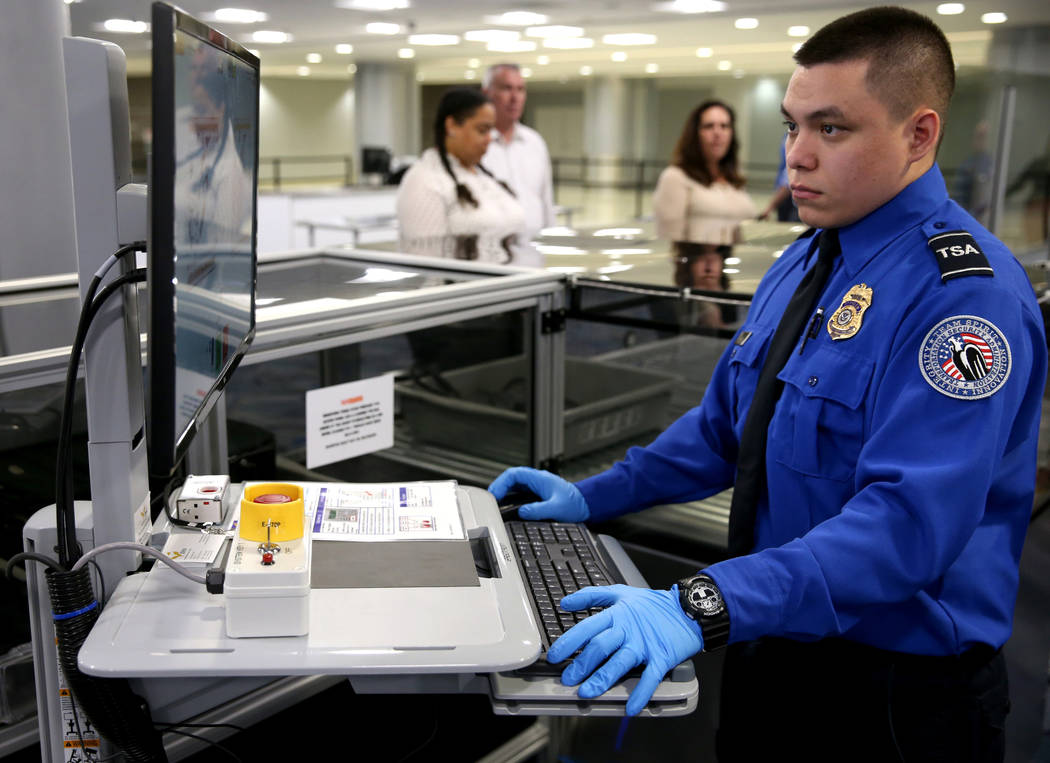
[
  {"xmin": 772, "ymin": 346, "xmax": 874, "ymax": 482},
  {"xmin": 727, "ymin": 325, "xmax": 773, "ymax": 425}
]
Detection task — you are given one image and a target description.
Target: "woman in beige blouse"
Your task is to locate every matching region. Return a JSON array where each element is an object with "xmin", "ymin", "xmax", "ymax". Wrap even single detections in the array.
[{"xmin": 652, "ymin": 100, "xmax": 756, "ymax": 246}]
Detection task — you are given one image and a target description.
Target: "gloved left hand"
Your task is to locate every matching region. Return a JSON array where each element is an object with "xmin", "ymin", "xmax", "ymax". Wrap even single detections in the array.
[{"xmin": 547, "ymin": 584, "xmax": 704, "ymax": 716}]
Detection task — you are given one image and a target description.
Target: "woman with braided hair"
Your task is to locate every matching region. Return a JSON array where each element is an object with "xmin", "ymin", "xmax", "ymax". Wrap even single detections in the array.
[{"xmin": 397, "ymin": 87, "xmax": 526, "ymax": 264}]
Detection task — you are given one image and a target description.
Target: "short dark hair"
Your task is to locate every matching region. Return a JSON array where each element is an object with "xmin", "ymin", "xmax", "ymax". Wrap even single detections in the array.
[
  {"xmin": 672, "ymin": 100, "xmax": 745, "ymax": 189},
  {"xmin": 794, "ymin": 6, "xmax": 955, "ymax": 127}
]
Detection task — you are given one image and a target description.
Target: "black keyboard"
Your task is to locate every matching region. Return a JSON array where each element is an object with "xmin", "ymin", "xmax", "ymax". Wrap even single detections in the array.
[{"xmin": 504, "ymin": 520, "xmax": 627, "ymax": 676}]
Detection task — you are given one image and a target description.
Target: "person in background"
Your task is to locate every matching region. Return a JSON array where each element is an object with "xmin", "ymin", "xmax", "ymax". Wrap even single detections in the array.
[
  {"xmin": 396, "ymin": 87, "xmax": 525, "ymax": 264},
  {"xmin": 481, "ymin": 63, "xmax": 556, "ymax": 267},
  {"xmin": 490, "ymin": 7, "xmax": 1045, "ymax": 761},
  {"xmin": 652, "ymin": 100, "xmax": 757, "ymax": 248}
]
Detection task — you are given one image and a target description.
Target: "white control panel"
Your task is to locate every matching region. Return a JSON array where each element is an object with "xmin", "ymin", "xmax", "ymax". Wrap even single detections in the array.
[{"xmin": 223, "ymin": 503, "xmax": 311, "ymax": 638}]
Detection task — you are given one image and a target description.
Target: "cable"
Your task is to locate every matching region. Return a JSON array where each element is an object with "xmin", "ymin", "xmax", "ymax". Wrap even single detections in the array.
[
  {"xmin": 395, "ymin": 717, "xmax": 440, "ymax": 763},
  {"xmin": 54, "ymin": 241, "xmax": 145, "ymax": 567},
  {"xmin": 71, "ymin": 542, "xmax": 207, "ymax": 585},
  {"xmin": 158, "ymin": 728, "xmax": 243, "ymax": 762},
  {"xmin": 5, "ymin": 551, "xmax": 64, "ymax": 576},
  {"xmin": 153, "ymin": 721, "xmax": 246, "ymax": 734},
  {"xmin": 88, "ymin": 558, "xmax": 107, "ymax": 607}
]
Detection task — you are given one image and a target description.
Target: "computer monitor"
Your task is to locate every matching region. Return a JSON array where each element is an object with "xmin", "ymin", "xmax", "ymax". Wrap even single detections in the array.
[{"xmin": 147, "ymin": 1, "xmax": 260, "ymax": 483}]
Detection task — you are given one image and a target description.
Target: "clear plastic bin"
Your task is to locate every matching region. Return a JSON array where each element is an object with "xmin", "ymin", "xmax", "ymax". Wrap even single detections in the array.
[{"xmin": 397, "ymin": 356, "xmax": 676, "ymax": 464}]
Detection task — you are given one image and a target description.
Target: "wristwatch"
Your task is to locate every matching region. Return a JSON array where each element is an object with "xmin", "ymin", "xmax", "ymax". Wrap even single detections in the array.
[{"xmin": 677, "ymin": 574, "xmax": 731, "ymax": 651}]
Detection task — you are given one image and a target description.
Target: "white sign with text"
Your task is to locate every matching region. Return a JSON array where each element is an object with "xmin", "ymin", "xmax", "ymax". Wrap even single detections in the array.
[{"xmin": 306, "ymin": 373, "xmax": 394, "ymax": 469}]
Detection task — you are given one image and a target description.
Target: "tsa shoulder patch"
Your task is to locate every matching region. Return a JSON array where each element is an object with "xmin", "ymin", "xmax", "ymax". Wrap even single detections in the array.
[
  {"xmin": 927, "ymin": 230, "xmax": 993, "ymax": 282},
  {"xmin": 918, "ymin": 315, "xmax": 1011, "ymax": 400}
]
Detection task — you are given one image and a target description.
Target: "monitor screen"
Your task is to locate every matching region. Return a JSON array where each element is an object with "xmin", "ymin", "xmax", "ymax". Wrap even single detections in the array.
[{"xmin": 147, "ymin": 1, "xmax": 259, "ymax": 481}]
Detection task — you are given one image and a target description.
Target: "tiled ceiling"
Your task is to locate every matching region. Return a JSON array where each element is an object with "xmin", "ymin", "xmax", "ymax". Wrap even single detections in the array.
[{"xmin": 67, "ymin": 0, "xmax": 1049, "ymax": 82}]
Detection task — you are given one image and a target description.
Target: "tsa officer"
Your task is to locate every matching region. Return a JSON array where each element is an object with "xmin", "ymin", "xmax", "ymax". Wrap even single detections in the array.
[{"xmin": 490, "ymin": 7, "xmax": 1046, "ymax": 761}]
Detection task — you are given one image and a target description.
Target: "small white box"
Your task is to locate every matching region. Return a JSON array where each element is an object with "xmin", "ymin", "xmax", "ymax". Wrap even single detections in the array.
[
  {"xmin": 176, "ymin": 475, "xmax": 230, "ymax": 523},
  {"xmin": 223, "ymin": 506, "xmax": 311, "ymax": 638}
]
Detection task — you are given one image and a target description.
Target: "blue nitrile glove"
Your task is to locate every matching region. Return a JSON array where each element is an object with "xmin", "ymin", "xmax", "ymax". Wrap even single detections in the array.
[
  {"xmin": 488, "ymin": 466, "xmax": 590, "ymax": 522},
  {"xmin": 547, "ymin": 584, "xmax": 704, "ymax": 716}
]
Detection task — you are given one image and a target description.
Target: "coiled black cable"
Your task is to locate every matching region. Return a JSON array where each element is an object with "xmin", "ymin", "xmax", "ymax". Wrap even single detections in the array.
[
  {"xmin": 55, "ymin": 242, "xmax": 144, "ymax": 567},
  {"xmin": 44, "ymin": 241, "xmax": 166, "ymax": 761},
  {"xmin": 46, "ymin": 566, "xmax": 167, "ymax": 762}
]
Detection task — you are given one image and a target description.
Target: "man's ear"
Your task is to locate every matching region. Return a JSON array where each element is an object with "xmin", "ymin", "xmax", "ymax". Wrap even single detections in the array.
[{"xmin": 906, "ymin": 108, "xmax": 941, "ymax": 164}]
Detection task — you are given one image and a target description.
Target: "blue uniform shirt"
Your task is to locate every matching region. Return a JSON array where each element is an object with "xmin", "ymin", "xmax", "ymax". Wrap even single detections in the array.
[{"xmin": 576, "ymin": 165, "xmax": 1046, "ymax": 655}]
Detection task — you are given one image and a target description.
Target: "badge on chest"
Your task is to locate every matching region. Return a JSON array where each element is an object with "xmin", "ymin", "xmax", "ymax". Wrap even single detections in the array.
[{"xmin": 827, "ymin": 283, "xmax": 873, "ymax": 340}]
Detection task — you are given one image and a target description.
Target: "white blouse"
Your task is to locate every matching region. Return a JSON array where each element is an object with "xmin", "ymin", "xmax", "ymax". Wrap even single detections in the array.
[
  {"xmin": 651, "ymin": 165, "xmax": 757, "ymax": 245},
  {"xmin": 396, "ymin": 148, "xmax": 527, "ymax": 264}
]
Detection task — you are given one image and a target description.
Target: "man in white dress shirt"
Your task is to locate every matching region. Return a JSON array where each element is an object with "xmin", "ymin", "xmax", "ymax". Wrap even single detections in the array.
[{"xmin": 481, "ymin": 63, "xmax": 556, "ymax": 267}]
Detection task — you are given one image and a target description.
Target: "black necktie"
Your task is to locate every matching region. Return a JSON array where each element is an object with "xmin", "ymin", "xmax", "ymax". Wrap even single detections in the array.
[{"xmin": 727, "ymin": 228, "xmax": 841, "ymax": 556}]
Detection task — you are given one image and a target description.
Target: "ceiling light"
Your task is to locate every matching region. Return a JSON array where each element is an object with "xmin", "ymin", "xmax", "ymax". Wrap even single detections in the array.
[
  {"xmin": 645, "ymin": 63, "xmax": 659, "ymax": 73},
  {"xmin": 306, "ymin": 53, "xmax": 322, "ymax": 63},
  {"xmin": 717, "ymin": 59, "xmax": 732, "ymax": 70},
  {"xmin": 602, "ymin": 33, "xmax": 656, "ymax": 45},
  {"xmin": 544, "ymin": 37, "xmax": 594, "ymax": 49},
  {"xmin": 487, "ymin": 12, "xmax": 549, "ymax": 26},
  {"xmin": 696, "ymin": 47, "xmax": 713, "ymax": 57},
  {"xmin": 724, "ymin": 257, "xmax": 741, "ymax": 265},
  {"xmin": 465, "ymin": 70, "xmax": 477, "ymax": 80},
  {"xmin": 408, "ymin": 34, "xmax": 459, "ymax": 46},
  {"xmin": 521, "ymin": 67, "xmax": 533, "ymax": 77},
  {"xmin": 252, "ymin": 30, "xmax": 290, "ymax": 43},
  {"xmin": 525, "ymin": 25, "xmax": 584, "ymax": 38},
  {"xmin": 611, "ymin": 51, "xmax": 627, "ymax": 62},
  {"xmin": 213, "ymin": 8, "xmax": 268, "ymax": 23},
  {"xmin": 734, "ymin": 18, "xmax": 759, "ymax": 30},
  {"xmin": 335, "ymin": 0, "xmax": 410, "ymax": 9},
  {"xmin": 398, "ymin": 48, "xmax": 415, "ymax": 59},
  {"xmin": 981, "ymin": 12, "xmax": 1007, "ymax": 23},
  {"xmin": 579, "ymin": 65, "xmax": 593, "ymax": 76},
  {"xmin": 723, "ymin": 268, "xmax": 740, "ymax": 274},
  {"xmin": 937, "ymin": 3, "xmax": 965, "ymax": 14},
  {"xmin": 788, "ymin": 26, "xmax": 809, "ymax": 37},
  {"xmin": 297, "ymin": 66, "xmax": 310, "ymax": 76},
  {"xmin": 103, "ymin": 19, "xmax": 149, "ymax": 34},
  {"xmin": 465, "ymin": 29, "xmax": 520, "ymax": 43},
  {"xmin": 468, "ymin": 58, "xmax": 480, "ymax": 68},
  {"xmin": 347, "ymin": 63, "xmax": 357, "ymax": 74},
  {"xmin": 366, "ymin": 22, "xmax": 401, "ymax": 35},
  {"xmin": 488, "ymin": 40, "xmax": 537, "ymax": 52},
  {"xmin": 335, "ymin": 43, "xmax": 354, "ymax": 54},
  {"xmin": 653, "ymin": 0, "xmax": 727, "ymax": 12}
]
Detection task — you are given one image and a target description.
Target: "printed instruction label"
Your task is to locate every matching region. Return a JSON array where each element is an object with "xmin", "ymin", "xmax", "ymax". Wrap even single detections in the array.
[
  {"xmin": 58, "ymin": 684, "xmax": 100, "ymax": 762},
  {"xmin": 305, "ymin": 373, "xmax": 394, "ymax": 469},
  {"xmin": 306, "ymin": 481, "xmax": 464, "ymax": 541}
]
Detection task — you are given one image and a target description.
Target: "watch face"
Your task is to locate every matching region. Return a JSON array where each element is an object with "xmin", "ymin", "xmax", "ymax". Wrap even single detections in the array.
[{"xmin": 687, "ymin": 579, "xmax": 725, "ymax": 617}]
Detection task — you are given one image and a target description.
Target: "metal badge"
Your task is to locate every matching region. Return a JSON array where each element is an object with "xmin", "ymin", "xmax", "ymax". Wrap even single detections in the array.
[{"xmin": 827, "ymin": 284, "xmax": 873, "ymax": 340}]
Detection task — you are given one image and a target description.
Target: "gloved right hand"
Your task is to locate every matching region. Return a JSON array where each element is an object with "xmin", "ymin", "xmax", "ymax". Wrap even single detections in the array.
[{"xmin": 488, "ymin": 467, "xmax": 590, "ymax": 522}]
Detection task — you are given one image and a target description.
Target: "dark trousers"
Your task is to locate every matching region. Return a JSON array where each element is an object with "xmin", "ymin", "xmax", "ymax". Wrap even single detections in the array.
[{"xmin": 716, "ymin": 638, "xmax": 1009, "ymax": 763}]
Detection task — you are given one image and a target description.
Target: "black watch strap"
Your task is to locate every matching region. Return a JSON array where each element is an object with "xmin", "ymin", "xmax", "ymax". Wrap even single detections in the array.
[{"xmin": 678, "ymin": 574, "xmax": 731, "ymax": 651}]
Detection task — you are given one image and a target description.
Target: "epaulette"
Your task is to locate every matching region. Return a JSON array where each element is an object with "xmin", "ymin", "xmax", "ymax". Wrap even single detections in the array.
[{"xmin": 927, "ymin": 229, "xmax": 994, "ymax": 282}]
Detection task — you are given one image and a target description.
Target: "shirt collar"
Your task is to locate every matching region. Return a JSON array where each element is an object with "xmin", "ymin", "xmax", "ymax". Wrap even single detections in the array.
[
  {"xmin": 833, "ymin": 164, "xmax": 948, "ymax": 276},
  {"xmin": 491, "ymin": 124, "xmax": 524, "ymax": 144}
]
